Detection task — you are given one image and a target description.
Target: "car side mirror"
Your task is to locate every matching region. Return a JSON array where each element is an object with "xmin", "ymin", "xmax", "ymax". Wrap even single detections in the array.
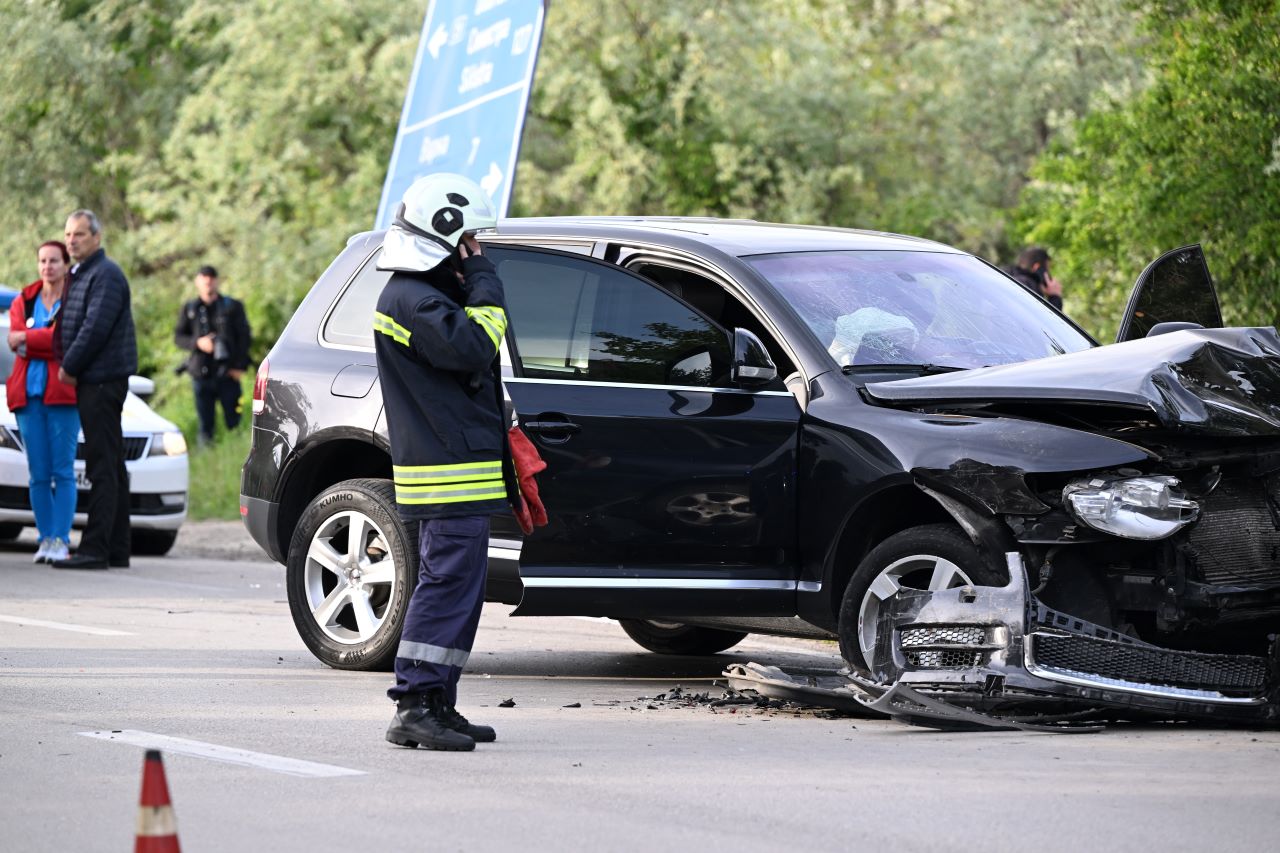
[
  {"xmin": 128, "ymin": 375, "xmax": 156, "ymax": 397},
  {"xmin": 1146, "ymin": 321, "xmax": 1204, "ymax": 338},
  {"xmin": 731, "ymin": 328, "xmax": 777, "ymax": 387}
]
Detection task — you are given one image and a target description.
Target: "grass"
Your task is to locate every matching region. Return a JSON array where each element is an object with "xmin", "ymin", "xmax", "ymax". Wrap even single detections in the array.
[
  {"xmin": 185, "ymin": 430, "xmax": 251, "ymax": 520},
  {"xmin": 150, "ymin": 367, "xmax": 256, "ymax": 522}
]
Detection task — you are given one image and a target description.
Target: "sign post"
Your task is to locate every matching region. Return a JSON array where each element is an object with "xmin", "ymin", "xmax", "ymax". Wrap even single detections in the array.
[{"xmin": 376, "ymin": 0, "xmax": 546, "ymax": 227}]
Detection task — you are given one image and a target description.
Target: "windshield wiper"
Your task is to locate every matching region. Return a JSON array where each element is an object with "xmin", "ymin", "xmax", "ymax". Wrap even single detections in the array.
[{"xmin": 841, "ymin": 363, "xmax": 969, "ymax": 376}]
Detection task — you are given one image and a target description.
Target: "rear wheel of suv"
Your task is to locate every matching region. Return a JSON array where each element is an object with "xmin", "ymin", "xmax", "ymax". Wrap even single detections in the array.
[
  {"xmin": 618, "ymin": 619, "xmax": 748, "ymax": 655},
  {"xmin": 287, "ymin": 479, "xmax": 417, "ymax": 671},
  {"xmin": 0, "ymin": 522, "xmax": 23, "ymax": 541},
  {"xmin": 837, "ymin": 524, "xmax": 1005, "ymax": 677}
]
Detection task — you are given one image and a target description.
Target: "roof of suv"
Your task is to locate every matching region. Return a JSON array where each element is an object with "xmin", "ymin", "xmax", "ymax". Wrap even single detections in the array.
[{"xmin": 352, "ymin": 216, "xmax": 963, "ymax": 258}]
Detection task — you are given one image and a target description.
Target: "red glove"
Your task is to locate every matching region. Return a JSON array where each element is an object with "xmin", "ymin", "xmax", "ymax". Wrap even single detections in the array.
[{"xmin": 509, "ymin": 426, "xmax": 548, "ymax": 535}]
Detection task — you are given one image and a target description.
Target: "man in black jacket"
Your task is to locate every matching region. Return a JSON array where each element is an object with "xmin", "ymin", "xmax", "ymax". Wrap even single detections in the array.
[
  {"xmin": 174, "ymin": 265, "xmax": 252, "ymax": 445},
  {"xmin": 1006, "ymin": 246, "xmax": 1064, "ymax": 310},
  {"xmin": 53, "ymin": 209, "xmax": 138, "ymax": 570}
]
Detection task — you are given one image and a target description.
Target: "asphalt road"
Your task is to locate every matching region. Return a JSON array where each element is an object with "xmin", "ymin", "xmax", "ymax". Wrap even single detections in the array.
[{"xmin": 2, "ymin": 531, "xmax": 1279, "ymax": 852}]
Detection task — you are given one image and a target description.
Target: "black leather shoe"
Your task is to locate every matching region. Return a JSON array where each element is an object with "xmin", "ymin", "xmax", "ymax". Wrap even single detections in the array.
[
  {"xmin": 52, "ymin": 553, "xmax": 108, "ymax": 570},
  {"xmin": 386, "ymin": 691, "xmax": 476, "ymax": 751},
  {"xmin": 109, "ymin": 559, "xmax": 130, "ymax": 568},
  {"xmin": 440, "ymin": 705, "xmax": 496, "ymax": 743}
]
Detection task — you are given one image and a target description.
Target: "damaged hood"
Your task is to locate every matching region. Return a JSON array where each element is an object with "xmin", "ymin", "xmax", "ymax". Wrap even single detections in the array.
[{"xmin": 865, "ymin": 327, "xmax": 1280, "ymax": 437}]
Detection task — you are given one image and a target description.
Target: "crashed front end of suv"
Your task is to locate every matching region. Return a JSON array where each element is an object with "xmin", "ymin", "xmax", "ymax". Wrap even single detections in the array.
[{"xmin": 858, "ymin": 323, "xmax": 1280, "ymax": 725}]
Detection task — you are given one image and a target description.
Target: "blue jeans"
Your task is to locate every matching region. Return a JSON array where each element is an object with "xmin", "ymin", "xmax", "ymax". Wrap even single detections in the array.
[{"xmin": 15, "ymin": 398, "xmax": 80, "ymax": 541}]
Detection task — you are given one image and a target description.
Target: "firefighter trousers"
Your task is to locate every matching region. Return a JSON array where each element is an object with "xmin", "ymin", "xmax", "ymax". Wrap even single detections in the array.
[{"xmin": 388, "ymin": 515, "xmax": 490, "ymax": 705}]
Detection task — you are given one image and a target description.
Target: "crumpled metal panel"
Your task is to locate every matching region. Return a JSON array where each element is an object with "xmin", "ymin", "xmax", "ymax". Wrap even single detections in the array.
[{"xmin": 865, "ymin": 327, "xmax": 1280, "ymax": 437}]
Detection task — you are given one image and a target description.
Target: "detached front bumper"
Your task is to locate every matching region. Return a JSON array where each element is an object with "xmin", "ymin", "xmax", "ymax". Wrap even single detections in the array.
[{"xmin": 868, "ymin": 554, "xmax": 1280, "ymax": 726}]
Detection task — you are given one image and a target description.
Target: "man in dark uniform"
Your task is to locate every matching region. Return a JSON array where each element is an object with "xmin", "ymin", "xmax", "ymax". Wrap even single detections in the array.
[
  {"xmin": 1006, "ymin": 246, "xmax": 1064, "ymax": 310},
  {"xmin": 373, "ymin": 173, "xmax": 509, "ymax": 752},
  {"xmin": 174, "ymin": 265, "xmax": 252, "ymax": 445}
]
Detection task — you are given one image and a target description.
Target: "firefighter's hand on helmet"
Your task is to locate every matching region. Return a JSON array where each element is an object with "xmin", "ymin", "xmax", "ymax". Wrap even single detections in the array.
[{"xmin": 458, "ymin": 234, "xmax": 482, "ymax": 260}]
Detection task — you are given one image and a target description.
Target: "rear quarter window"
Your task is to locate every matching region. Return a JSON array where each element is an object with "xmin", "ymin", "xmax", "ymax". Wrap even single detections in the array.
[{"xmin": 323, "ymin": 252, "xmax": 390, "ymax": 349}]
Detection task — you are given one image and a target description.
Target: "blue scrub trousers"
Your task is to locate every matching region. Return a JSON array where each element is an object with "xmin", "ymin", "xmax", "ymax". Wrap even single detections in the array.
[
  {"xmin": 388, "ymin": 515, "xmax": 490, "ymax": 706},
  {"xmin": 15, "ymin": 398, "xmax": 81, "ymax": 542}
]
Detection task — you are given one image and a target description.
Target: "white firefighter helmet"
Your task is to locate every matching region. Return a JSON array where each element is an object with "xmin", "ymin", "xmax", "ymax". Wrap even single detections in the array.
[{"xmin": 377, "ymin": 173, "xmax": 498, "ymax": 272}]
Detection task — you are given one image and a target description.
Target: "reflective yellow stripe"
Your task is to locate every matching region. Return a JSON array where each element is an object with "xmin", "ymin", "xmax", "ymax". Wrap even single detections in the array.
[
  {"xmin": 465, "ymin": 306, "xmax": 507, "ymax": 350},
  {"xmin": 395, "ymin": 483, "xmax": 507, "ymax": 505},
  {"xmin": 373, "ymin": 311, "xmax": 411, "ymax": 346},
  {"xmin": 394, "ymin": 461, "xmax": 501, "ymax": 476}
]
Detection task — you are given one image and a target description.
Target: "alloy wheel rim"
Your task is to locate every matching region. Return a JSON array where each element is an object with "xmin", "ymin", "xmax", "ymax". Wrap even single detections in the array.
[
  {"xmin": 303, "ymin": 510, "xmax": 396, "ymax": 645},
  {"xmin": 857, "ymin": 553, "xmax": 974, "ymax": 671}
]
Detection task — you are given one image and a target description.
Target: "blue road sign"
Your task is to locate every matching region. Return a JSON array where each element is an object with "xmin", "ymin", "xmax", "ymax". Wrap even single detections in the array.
[{"xmin": 376, "ymin": 0, "xmax": 546, "ymax": 228}]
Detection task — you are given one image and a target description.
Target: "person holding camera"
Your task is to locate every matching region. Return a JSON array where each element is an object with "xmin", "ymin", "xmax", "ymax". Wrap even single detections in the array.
[
  {"xmin": 173, "ymin": 265, "xmax": 251, "ymax": 445},
  {"xmin": 1006, "ymin": 246, "xmax": 1064, "ymax": 310}
]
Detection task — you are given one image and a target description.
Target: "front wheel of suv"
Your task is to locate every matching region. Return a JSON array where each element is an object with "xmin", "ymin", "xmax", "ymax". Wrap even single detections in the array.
[
  {"xmin": 618, "ymin": 619, "xmax": 748, "ymax": 655},
  {"xmin": 837, "ymin": 524, "xmax": 1005, "ymax": 678},
  {"xmin": 287, "ymin": 479, "xmax": 417, "ymax": 671}
]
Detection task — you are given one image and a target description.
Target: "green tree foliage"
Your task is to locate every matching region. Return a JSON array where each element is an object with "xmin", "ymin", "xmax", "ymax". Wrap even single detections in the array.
[
  {"xmin": 517, "ymin": 0, "xmax": 1146, "ymax": 258},
  {"xmin": 0, "ymin": 0, "xmax": 419, "ymax": 406},
  {"xmin": 1014, "ymin": 0, "xmax": 1280, "ymax": 339}
]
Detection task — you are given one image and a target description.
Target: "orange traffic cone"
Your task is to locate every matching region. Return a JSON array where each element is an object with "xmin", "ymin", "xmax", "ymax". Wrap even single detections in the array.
[{"xmin": 135, "ymin": 750, "xmax": 181, "ymax": 853}]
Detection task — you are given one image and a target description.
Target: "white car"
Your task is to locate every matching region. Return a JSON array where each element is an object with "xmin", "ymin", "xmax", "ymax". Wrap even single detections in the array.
[{"xmin": 0, "ymin": 314, "xmax": 188, "ymax": 555}]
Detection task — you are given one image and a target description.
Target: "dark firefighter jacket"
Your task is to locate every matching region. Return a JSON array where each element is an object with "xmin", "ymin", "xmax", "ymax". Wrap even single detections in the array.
[{"xmin": 373, "ymin": 254, "xmax": 511, "ymax": 520}]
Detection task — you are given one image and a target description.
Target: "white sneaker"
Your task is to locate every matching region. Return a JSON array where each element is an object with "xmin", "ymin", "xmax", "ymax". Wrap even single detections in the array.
[
  {"xmin": 33, "ymin": 538, "xmax": 52, "ymax": 564},
  {"xmin": 46, "ymin": 538, "xmax": 70, "ymax": 562}
]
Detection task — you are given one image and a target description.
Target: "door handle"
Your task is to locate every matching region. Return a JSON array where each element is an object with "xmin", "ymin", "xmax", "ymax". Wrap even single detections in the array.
[{"xmin": 524, "ymin": 420, "xmax": 581, "ymax": 436}]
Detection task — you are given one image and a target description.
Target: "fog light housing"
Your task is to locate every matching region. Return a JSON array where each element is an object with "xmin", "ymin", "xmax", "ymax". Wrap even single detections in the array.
[
  {"xmin": 1064, "ymin": 474, "xmax": 1199, "ymax": 540},
  {"xmin": 159, "ymin": 493, "xmax": 186, "ymax": 507}
]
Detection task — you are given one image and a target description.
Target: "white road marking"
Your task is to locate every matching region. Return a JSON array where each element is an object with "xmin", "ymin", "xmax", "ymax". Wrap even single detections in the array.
[
  {"xmin": 78, "ymin": 730, "xmax": 366, "ymax": 778},
  {"xmin": 0, "ymin": 614, "xmax": 133, "ymax": 636}
]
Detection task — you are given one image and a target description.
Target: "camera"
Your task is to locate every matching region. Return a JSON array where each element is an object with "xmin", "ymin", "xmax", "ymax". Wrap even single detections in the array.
[{"xmin": 213, "ymin": 335, "xmax": 230, "ymax": 363}]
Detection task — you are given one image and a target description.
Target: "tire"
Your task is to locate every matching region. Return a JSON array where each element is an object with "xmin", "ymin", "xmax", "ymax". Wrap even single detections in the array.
[
  {"xmin": 131, "ymin": 528, "xmax": 178, "ymax": 556},
  {"xmin": 286, "ymin": 478, "xmax": 417, "ymax": 671},
  {"xmin": 0, "ymin": 522, "xmax": 23, "ymax": 541},
  {"xmin": 837, "ymin": 524, "xmax": 1006, "ymax": 677},
  {"xmin": 618, "ymin": 618, "xmax": 748, "ymax": 655}
]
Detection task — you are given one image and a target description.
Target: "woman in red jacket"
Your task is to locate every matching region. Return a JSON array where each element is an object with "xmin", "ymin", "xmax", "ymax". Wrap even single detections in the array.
[{"xmin": 6, "ymin": 240, "xmax": 80, "ymax": 563}]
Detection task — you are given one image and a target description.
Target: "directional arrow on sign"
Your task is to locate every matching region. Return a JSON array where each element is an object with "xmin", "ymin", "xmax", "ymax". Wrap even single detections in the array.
[
  {"xmin": 427, "ymin": 25, "xmax": 448, "ymax": 59},
  {"xmin": 480, "ymin": 162, "xmax": 504, "ymax": 199}
]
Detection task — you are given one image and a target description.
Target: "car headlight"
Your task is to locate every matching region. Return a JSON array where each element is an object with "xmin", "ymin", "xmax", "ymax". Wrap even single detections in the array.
[
  {"xmin": 0, "ymin": 426, "xmax": 21, "ymax": 452},
  {"xmin": 149, "ymin": 431, "xmax": 188, "ymax": 457},
  {"xmin": 1063, "ymin": 474, "xmax": 1199, "ymax": 540}
]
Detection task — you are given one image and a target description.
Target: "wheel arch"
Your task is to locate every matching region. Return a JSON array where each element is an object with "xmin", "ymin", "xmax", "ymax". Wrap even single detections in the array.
[
  {"xmin": 818, "ymin": 482, "xmax": 1015, "ymax": 627},
  {"xmin": 275, "ymin": 435, "xmax": 392, "ymax": 559}
]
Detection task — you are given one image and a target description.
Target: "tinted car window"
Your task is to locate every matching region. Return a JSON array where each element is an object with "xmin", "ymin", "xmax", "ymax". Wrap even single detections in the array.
[
  {"xmin": 323, "ymin": 252, "xmax": 390, "ymax": 349},
  {"xmin": 489, "ymin": 248, "xmax": 730, "ymax": 386},
  {"xmin": 748, "ymin": 250, "xmax": 1093, "ymax": 370}
]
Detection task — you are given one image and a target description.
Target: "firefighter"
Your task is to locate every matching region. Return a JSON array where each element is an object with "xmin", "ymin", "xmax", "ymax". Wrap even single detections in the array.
[{"xmin": 374, "ymin": 173, "xmax": 511, "ymax": 751}]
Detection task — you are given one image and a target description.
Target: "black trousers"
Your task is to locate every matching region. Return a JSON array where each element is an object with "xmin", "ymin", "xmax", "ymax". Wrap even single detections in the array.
[
  {"xmin": 193, "ymin": 374, "xmax": 242, "ymax": 441},
  {"xmin": 76, "ymin": 379, "xmax": 130, "ymax": 561}
]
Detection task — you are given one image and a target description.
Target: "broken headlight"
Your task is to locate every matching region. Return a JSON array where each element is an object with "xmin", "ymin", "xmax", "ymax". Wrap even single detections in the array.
[{"xmin": 1063, "ymin": 474, "xmax": 1199, "ymax": 540}]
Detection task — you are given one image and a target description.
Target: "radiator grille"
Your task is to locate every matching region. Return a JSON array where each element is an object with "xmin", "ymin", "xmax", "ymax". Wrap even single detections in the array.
[
  {"xmin": 1033, "ymin": 633, "xmax": 1267, "ymax": 693},
  {"xmin": 905, "ymin": 649, "xmax": 983, "ymax": 669},
  {"xmin": 11, "ymin": 428, "xmax": 149, "ymax": 461},
  {"xmin": 1187, "ymin": 477, "xmax": 1280, "ymax": 586},
  {"xmin": 901, "ymin": 626, "xmax": 985, "ymax": 647}
]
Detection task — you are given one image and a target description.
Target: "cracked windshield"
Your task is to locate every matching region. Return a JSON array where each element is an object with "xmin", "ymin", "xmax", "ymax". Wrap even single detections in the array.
[{"xmin": 749, "ymin": 251, "xmax": 1093, "ymax": 371}]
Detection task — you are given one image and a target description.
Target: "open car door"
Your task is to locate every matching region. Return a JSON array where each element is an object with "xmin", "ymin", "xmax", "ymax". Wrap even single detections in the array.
[{"xmin": 1116, "ymin": 244, "xmax": 1223, "ymax": 343}]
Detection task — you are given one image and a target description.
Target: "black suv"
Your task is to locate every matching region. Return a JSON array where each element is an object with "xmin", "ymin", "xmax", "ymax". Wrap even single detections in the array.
[{"xmin": 242, "ymin": 218, "xmax": 1280, "ymax": 719}]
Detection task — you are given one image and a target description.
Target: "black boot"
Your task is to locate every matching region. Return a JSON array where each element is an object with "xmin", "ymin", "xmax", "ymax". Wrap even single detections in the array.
[
  {"xmin": 440, "ymin": 704, "xmax": 497, "ymax": 743},
  {"xmin": 386, "ymin": 690, "xmax": 476, "ymax": 751}
]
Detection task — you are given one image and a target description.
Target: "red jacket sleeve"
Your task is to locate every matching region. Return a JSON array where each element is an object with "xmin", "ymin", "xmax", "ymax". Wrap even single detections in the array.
[{"xmin": 24, "ymin": 326, "xmax": 57, "ymax": 360}]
